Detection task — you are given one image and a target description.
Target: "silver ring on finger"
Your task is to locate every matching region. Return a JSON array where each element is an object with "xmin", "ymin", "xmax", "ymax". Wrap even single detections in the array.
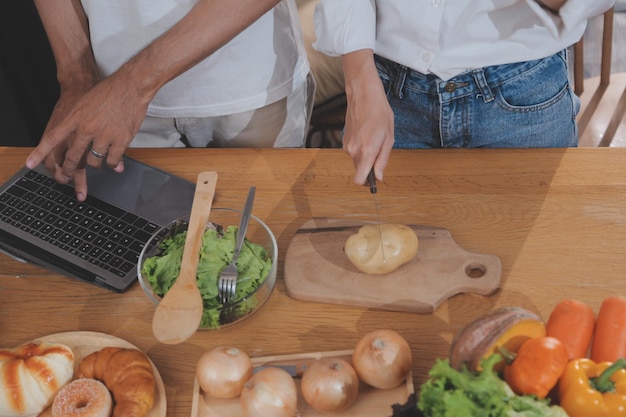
[{"xmin": 90, "ymin": 147, "xmax": 107, "ymax": 159}]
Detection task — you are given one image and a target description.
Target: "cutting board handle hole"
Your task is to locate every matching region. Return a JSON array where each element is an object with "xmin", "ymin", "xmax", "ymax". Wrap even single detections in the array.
[{"xmin": 465, "ymin": 262, "xmax": 486, "ymax": 279}]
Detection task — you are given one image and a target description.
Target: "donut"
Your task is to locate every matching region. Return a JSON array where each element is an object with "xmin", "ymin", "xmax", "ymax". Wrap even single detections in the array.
[{"xmin": 51, "ymin": 378, "xmax": 113, "ymax": 417}]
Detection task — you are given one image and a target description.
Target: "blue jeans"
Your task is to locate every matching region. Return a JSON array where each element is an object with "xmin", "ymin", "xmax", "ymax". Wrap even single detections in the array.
[{"xmin": 375, "ymin": 51, "xmax": 580, "ymax": 148}]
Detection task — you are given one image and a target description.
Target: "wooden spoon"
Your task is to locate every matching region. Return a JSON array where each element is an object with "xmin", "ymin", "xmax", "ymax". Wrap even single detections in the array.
[{"xmin": 152, "ymin": 171, "xmax": 218, "ymax": 344}]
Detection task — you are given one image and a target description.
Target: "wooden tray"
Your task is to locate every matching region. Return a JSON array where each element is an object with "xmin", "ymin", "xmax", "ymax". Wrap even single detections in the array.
[
  {"xmin": 34, "ymin": 331, "xmax": 167, "ymax": 417},
  {"xmin": 285, "ymin": 218, "xmax": 502, "ymax": 313},
  {"xmin": 191, "ymin": 350, "xmax": 414, "ymax": 417}
]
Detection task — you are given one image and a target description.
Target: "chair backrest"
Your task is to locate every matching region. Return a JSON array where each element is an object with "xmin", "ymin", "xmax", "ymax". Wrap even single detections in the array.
[
  {"xmin": 573, "ymin": 7, "xmax": 626, "ymax": 147},
  {"xmin": 573, "ymin": 8, "xmax": 614, "ymax": 96}
]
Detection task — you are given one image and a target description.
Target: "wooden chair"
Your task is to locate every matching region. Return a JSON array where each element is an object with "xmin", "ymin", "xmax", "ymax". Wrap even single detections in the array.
[
  {"xmin": 574, "ymin": 7, "xmax": 626, "ymax": 146},
  {"xmin": 298, "ymin": 0, "xmax": 346, "ymax": 148},
  {"xmin": 305, "ymin": 93, "xmax": 346, "ymax": 148}
]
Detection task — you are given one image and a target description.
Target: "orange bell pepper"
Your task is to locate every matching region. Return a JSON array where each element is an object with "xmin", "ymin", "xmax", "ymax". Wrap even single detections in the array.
[
  {"xmin": 559, "ymin": 357, "xmax": 626, "ymax": 417},
  {"xmin": 502, "ymin": 336, "xmax": 569, "ymax": 399}
]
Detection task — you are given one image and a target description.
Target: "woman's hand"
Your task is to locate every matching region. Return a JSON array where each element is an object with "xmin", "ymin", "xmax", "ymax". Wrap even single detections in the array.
[{"xmin": 341, "ymin": 49, "xmax": 394, "ymax": 186}]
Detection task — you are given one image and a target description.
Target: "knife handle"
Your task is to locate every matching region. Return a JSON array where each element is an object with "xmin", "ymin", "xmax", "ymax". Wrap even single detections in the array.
[{"xmin": 367, "ymin": 168, "xmax": 377, "ymax": 194}]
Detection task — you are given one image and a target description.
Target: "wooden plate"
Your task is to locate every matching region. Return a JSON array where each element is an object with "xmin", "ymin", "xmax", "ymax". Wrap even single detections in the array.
[
  {"xmin": 191, "ymin": 350, "xmax": 414, "ymax": 417},
  {"xmin": 34, "ymin": 331, "xmax": 166, "ymax": 417}
]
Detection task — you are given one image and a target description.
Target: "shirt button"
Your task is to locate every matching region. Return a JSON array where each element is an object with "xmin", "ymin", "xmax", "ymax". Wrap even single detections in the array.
[
  {"xmin": 432, "ymin": 0, "xmax": 441, "ymax": 6},
  {"xmin": 421, "ymin": 52, "xmax": 432, "ymax": 62}
]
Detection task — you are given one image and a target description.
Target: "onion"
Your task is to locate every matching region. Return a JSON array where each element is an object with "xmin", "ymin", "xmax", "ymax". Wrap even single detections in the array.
[
  {"xmin": 196, "ymin": 346, "xmax": 253, "ymax": 399},
  {"xmin": 240, "ymin": 367, "xmax": 298, "ymax": 417},
  {"xmin": 301, "ymin": 358, "xmax": 359, "ymax": 412},
  {"xmin": 352, "ymin": 329, "xmax": 413, "ymax": 389}
]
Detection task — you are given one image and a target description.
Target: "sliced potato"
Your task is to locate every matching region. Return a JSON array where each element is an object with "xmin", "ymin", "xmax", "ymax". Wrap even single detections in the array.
[{"xmin": 344, "ymin": 223, "xmax": 418, "ymax": 274}]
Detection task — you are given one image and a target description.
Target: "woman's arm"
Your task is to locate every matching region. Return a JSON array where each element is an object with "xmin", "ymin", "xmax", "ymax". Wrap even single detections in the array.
[
  {"xmin": 341, "ymin": 49, "xmax": 394, "ymax": 186},
  {"xmin": 314, "ymin": 0, "xmax": 388, "ymax": 185}
]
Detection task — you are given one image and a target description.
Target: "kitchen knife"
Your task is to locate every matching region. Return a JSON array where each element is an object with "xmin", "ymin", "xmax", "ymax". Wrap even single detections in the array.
[
  {"xmin": 368, "ymin": 168, "xmax": 386, "ymax": 263},
  {"xmin": 252, "ymin": 361, "xmax": 310, "ymax": 378}
]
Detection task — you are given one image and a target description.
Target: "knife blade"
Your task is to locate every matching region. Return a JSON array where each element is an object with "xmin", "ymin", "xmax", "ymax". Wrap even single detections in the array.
[
  {"xmin": 252, "ymin": 361, "xmax": 310, "ymax": 378},
  {"xmin": 367, "ymin": 168, "xmax": 386, "ymax": 264}
]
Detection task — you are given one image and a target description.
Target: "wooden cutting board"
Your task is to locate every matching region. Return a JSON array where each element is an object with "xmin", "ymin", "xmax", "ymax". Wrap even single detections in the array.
[{"xmin": 284, "ymin": 218, "xmax": 502, "ymax": 313}]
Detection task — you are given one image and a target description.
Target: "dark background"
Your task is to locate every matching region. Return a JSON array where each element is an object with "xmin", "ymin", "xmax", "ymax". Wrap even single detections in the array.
[{"xmin": 0, "ymin": 1, "xmax": 58, "ymax": 146}]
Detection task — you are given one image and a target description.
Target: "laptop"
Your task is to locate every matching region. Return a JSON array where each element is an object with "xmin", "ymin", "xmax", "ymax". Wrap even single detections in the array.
[{"xmin": 0, "ymin": 155, "xmax": 195, "ymax": 292}]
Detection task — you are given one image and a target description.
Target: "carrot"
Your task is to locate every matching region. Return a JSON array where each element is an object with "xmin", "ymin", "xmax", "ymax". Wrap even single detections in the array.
[
  {"xmin": 545, "ymin": 299, "xmax": 595, "ymax": 360},
  {"xmin": 591, "ymin": 296, "xmax": 626, "ymax": 363}
]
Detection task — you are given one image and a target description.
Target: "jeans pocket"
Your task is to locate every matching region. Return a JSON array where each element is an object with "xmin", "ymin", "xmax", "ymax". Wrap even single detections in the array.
[{"xmin": 495, "ymin": 54, "xmax": 570, "ymax": 112}]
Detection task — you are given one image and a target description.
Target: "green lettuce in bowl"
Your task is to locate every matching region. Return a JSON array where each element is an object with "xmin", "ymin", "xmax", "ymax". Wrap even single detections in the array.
[{"xmin": 138, "ymin": 208, "xmax": 277, "ymax": 329}]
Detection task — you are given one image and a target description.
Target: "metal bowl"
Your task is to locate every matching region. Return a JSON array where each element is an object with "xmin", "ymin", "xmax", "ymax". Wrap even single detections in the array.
[{"xmin": 137, "ymin": 208, "xmax": 278, "ymax": 329}]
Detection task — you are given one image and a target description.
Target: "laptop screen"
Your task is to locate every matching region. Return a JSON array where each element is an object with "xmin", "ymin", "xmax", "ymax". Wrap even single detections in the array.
[{"xmin": 85, "ymin": 156, "xmax": 195, "ymax": 225}]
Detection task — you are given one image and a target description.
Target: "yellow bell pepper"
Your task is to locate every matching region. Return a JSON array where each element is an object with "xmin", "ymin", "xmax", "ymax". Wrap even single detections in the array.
[{"xmin": 558, "ymin": 357, "xmax": 626, "ymax": 417}]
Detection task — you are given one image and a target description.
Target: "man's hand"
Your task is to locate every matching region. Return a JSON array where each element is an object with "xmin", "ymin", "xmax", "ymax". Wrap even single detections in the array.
[
  {"xmin": 341, "ymin": 50, "xmax": 395, "ymax": 186},
  {"xmin": 26, "ymin": 67, "xmax": 146, "ymax": 190},
  {"xmin": 37, "ymin": 80, "xmax": 96, "ymax": 201},
  {"xmin": 31, "ymin": 0, "xmax": 132, "ymax": 201}
]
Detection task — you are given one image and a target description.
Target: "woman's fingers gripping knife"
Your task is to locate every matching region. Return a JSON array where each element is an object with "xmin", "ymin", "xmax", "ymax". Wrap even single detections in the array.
[
  {"xmin": 345, "ymin": 122, "xmax": 393, "ymax": 186},
  {"xmin": 353, "ymin": 148, "xmax": 390, "ymax": 187},
  {"xmin": 342, "ymin": 93, "xmax": 395, "ymax": 186}
]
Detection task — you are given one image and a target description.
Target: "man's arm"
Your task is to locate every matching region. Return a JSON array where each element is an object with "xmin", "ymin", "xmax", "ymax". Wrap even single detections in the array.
[
  {"xmin": 117, "ymin": 0, "xmax": 283, "ymax": 109},
  {"xmin": 27, "ymin": 0, "xmax": 281, "ymax": 186},
  {"xmin": 34, "ymin": 0, "xmax": 98, "ymax": 89},
  {"xmin": 32, "ymin": 0, "xmax": 100, "ymax": 200}
]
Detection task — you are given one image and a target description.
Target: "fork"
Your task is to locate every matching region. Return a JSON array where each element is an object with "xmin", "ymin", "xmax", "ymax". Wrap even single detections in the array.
[{"xmin": 218, "ymin": 186, "xmax": 256, "ymax": 305}]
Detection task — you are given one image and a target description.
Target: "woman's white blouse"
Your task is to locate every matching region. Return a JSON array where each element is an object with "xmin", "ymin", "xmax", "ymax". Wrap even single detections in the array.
[{"xmin": 313, "ymin": 0, "xmax": 614, "ymax": 80}]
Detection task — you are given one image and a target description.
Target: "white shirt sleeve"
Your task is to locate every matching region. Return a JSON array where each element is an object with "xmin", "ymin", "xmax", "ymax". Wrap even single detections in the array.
[
  {"xmin": 313, "ymin": 0, "xmax": 377, "ymax": 57},
  {"xmin": 525, "ymin": 0, "xmax": 615, "ymax": 37},
  {"xmin": 559, "ymin": 0, "xmax": 615, "ymax": 30}
]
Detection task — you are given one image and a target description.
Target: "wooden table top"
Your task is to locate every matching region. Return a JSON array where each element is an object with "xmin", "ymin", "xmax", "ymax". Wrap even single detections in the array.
[{"xmin": 2, "ymin": 146, "xmax": 625, "ymax": 416}]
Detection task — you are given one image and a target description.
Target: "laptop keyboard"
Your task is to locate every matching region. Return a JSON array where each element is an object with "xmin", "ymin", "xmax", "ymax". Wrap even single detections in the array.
[{"xmin": 0, "ymin": 170, "xmax": 160, "ymax": 278}]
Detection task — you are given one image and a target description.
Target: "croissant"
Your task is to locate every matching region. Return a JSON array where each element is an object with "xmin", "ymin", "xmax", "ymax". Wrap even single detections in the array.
[
  {"xmin": 76, "ymin": 347, "xmax": 156, "ymax": 417},
  {"xmin": 0, "ymin": 342, "xmax": 74, "ymax": 417}
]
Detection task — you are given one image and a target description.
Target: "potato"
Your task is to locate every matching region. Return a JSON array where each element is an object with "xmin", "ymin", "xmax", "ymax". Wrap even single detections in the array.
[{"xmin": 344, "ymin": 223, "xmax": 418, "ymax": 274}]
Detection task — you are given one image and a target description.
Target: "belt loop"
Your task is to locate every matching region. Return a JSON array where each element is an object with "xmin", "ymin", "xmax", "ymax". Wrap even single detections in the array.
[
  {"xmin": 393, "ymin": 63, "xmax": 408, "ymax": 99},
  {"xmin": 472, "ymin": 68, "xmax": 494, "ymax": 103}
]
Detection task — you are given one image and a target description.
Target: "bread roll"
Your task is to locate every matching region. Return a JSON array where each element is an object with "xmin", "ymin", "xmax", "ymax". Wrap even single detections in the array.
[
  {"xmin": 0, "ymin": 342, "xmax": 74, "ymax": 417},
  {"xmin": 77, "ymin": 347, "xmax": 156, "ymax": 417}
]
